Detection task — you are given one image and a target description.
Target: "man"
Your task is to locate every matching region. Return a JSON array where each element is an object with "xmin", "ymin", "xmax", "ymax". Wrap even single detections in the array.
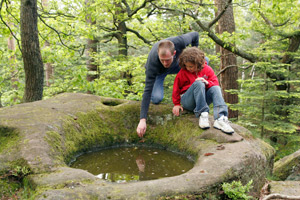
[{"xmin": 136, "ymin": 32, "xmax": 208, "ymax": 137}]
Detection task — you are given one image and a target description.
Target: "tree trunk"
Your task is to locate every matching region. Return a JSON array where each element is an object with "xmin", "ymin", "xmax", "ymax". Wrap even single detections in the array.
[
  {"xmin": 21, "ymin": 0, "xmax": 44, "ymax": 102},
  {"xmin": 114, "ymin": 2, "xmax": 132, "ymax": 85},
  {"xmin": 44, "ymin": 41, "xmax": 54, "ymax": 87},
  {"xmin": 214, "ymin": 0, "xmax": 238, "ymax": 119},
  {"xmin": 85, "ymin": 0, "xmax": 99, "ymax": 83},
  {"xmin": 115, "ymin": 2, "xmax": 128, "ymax": 57},
  {"xmin": 7, "ymin": 25, "xmax": 18, "ymax": 91},
  {"xmin": 116, "ymin": 21, "xmax": 128, "ymax": 57},
  {"xmin": 42, "ymin": 0, "xmax": 54, "ymax": 87},
  {"xmin": 85, "ymin": 37, "xmax": 99, "ymax": 82}
]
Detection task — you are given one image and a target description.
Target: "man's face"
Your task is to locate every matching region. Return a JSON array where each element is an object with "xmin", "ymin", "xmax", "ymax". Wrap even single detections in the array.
[{"xmin": 158, "ymin": 50, "xmax": 176, "ymax": 68}]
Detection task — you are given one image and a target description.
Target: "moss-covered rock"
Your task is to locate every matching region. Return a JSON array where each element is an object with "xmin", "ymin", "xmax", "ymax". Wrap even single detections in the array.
[
  {"xmin": 273, "ymin": 149, "xmax": 300, "ymax": 180},
  {"xmin": 267, "ymin": 181, "xmax": 300, "ymax": 197},
  {"xmin": 0, "ymin": 93, "xmax": 275, "ymax": 200}
]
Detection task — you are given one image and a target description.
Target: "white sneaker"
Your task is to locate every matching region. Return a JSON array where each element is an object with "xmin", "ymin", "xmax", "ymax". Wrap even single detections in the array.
[
  {"xmin": 213, "ymin": 116, "xmax": 234, "ymax": 134},
  {"xmin": 199, "ymin": 112, "xmax": 210, "ymax": 129}
]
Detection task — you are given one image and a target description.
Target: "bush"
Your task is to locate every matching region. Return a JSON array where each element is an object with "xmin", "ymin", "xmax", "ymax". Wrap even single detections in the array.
[{"xmin": 222, "ymin": 180, "xmax": 253, "ymax": 200}]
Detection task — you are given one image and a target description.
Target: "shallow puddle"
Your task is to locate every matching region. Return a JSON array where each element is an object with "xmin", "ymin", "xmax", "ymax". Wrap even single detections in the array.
[{"xmin": 70, "ymin": 146, "xmax": 194, "ymax": 183}]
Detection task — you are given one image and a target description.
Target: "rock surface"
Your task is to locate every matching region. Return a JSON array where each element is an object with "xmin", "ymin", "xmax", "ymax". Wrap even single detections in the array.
[
  {"xmin": 269, "ymin": 181, "xmax": 300, "ymax": 196},
  {"xmin": 0, "ymin": 93, "xmax": 275, "ymax": 199},
  {"xmin": 273, "ymin": 149, "xmax": 300, "ymax": 180}
]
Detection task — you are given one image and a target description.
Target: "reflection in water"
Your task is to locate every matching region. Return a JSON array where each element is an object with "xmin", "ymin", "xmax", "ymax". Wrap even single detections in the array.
[
  {"xmin": 70, "ymin": 146, "xmax": 194, "ymax": 182},
  {"xmin": 136, "ymin": 156, "xmax": 145, "ymax": 172}
]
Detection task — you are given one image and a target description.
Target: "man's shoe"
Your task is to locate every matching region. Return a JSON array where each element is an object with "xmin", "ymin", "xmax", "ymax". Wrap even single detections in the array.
[
  {"xmin": 213, "ymin": 116, "xmax": 234, "ymax": 134},
  {"xmin": 199, "ymin": 112, "xmax": 210, "ymax": 129}
]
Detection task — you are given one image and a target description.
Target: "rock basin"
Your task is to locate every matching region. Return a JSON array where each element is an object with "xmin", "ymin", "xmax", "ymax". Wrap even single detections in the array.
[{"xmin": 0, "ymin": 93, "xmax": 275, "ymax": 199}]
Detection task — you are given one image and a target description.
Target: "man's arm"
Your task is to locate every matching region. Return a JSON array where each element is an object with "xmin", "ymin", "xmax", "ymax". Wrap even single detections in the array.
[
  {"xmin": 137, "ymin": 59, "xmax": 157, "ymax": 137},
  {"xmin": 180, "ymin": 32, "xmax": 199, "ymax": 47},
  {"xmin": 137, "ymin": 76, "xmax": 154, "ymax": 138},
  {"xmin": 171, "ymin": 32, "xmax": 199, "ymax": 57}
]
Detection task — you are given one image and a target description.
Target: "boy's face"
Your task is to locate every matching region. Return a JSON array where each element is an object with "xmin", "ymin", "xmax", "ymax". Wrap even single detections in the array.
[{"xmin": 185, "ymin": 62, "xmax": 197, "ymax": 73}]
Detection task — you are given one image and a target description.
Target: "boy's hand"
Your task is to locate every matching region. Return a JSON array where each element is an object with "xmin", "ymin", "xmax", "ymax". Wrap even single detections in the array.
[
  {"xmin": 196, "ymin": 77, "xmax": 208, "ymax": 85},
  {"xmin": 172, "ymin": 105, "xmax": 183, "ymax": 116}
]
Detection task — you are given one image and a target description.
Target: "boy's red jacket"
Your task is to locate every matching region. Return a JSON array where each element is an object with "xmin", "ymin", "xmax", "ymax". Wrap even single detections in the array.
[{"xmin": 172, "ymin": 64, "xmax": 219, "ymax": 106}]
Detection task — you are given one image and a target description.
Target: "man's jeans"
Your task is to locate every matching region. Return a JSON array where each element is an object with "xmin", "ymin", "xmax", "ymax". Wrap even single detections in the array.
[
  {"xmin": 180, "ymin": 81, "xmax": 228, "ymax": 120},
  {"xmin": 151, "ymin": 57, "xmax": 210, "ymax": 104}
]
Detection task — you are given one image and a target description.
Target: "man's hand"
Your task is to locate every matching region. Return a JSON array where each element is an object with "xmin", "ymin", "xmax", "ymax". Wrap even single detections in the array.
[
  {"xmin": 172, "ymin": 105, "xmax": 183, "ymax": 116},
  {"xmin": 137, "ymin": 118, "xmax": 146, "ymax": 138}
]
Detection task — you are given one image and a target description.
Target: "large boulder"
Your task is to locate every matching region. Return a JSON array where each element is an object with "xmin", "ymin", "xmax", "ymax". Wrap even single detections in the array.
[
  {"xmin": 0, "ymin": 93, "xmax": 275, "ymax": 199},
  {"xmin": 273, "ymin": 149, "xmax": 300, "ymax": 180}
]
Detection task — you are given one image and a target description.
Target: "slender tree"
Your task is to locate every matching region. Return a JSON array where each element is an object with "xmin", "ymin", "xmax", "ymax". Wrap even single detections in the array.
[
  {"xmin": 7, "ymin": 22, "xmax": 18, "ymax": 90},
  {"xmin": 214, "ymin": 0, "xmax": 238, "ymax": 118},
  {"xmin": 42, "ymin": 0, "xmax": 54, "ymax": 87},
  {"xmin": 20, "ymin": 0, "xmax": 44, "ymax": 102},
  {"xmin": 85, "ymin": 0, "xmax": 99, "ymax": 82}
]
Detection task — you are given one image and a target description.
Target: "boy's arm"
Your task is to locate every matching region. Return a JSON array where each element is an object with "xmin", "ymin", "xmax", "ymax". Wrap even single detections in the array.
[
  {"xmin": 172, "ymin": 73, "xmax": 184, "ymax": 116},
  {"xmin": 205, "ymin": 66, "xmax": 219, "ymax": 88},
  {"xmin": 172, "ymin": 73, "xmax": 182, "ymax": 106}
]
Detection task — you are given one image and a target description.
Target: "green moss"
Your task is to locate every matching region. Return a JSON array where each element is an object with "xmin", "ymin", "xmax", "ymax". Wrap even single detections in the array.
[
  {"xmin": 58, "ymin": 103, "xmax": 142, "ymax": 164},
  {"xmin": 44, "ymin": 102, "xmax": 203, "ymax": 166},
  {"xmin": 0, "ymin": 179, "xmax": 21, "ymax": 197},
  {"xmin": 273, "ymin": 153, "xmax": 300, "ymax": 180},
  {"xmin": 146, "ymin": 115, "xmax": 204, "ymax": 156},
  {"xmin": 158, "ymin": 192, "xmax": 221, "ymax": 200},
  {"xmin": 274, "ymin": 135, "xmax": 300, "ymax": 161},
  {"xmin": 0, "ymin": 159, "xmax": 33, "ymax": 200},
  {"xmin": 44, "ymin": 131, "xmax": 64, "ymax": 165},
  {"xmin": 0, "ymin": 126, "xmax": 19, "ymax": 153}
]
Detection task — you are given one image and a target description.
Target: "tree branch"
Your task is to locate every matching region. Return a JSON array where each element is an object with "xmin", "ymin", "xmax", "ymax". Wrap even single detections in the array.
[
  {"xmin": 151, "ymin": 2, "xmax": 257, "ymax": 63},
  {"xmin": 0, "ymin": 0, "xmax": 22, "ymax": 52},
  {"xmin": 209, "ymin": 0, "xmax": 232, "ymax": 28},
  {"xmin": 258, "ymin": 11, "xmax": 299, "ymax": 39},
  {"xmin": 216, "ymin": 65, "xmax": 237, "ymax": 76},
  {"xmin": 38, "ymin": 11, "xmax": 75, "ymax": 19},
  {"xmin": 193, "ymin": 17, "xmax": 258, "ymax": 63},
  {"xmin": 126, "ymin": 27, "xmax": 152, "ymax": 44},
  {"xmin": 38, "ymin": 15, "xmax": 82, "ymax": 51},
  {"xmin": 5, "ymin": 1, "xmax": 19, "ymax": 23},
  {"xmin": 122, "ymin": 0, "xmax": 156, "ymax": 18},
  {"xmin": 258, "ymin": 11, "xmax": 290, "ymax": 28}
]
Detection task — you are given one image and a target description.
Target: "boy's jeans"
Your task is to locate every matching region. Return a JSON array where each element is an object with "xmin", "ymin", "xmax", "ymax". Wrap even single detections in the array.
[
  {"xmin": 151, "ymin": 57, "xmax": 210, "ymax": 104},
  {"xmin": 180, "ymin": 81, "xmax": 228, "ymax": 120}
]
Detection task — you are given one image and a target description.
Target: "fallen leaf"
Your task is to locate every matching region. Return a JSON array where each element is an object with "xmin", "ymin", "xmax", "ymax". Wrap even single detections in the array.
[{"xmin": 204, "ymin": 152, "xmax": 214, "ymax": 156}]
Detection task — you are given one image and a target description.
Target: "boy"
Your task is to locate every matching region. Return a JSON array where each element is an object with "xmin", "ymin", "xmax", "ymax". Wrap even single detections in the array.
[{"xmin": 172, "ymin": 47, "xmax": 234, "ymax": 134}]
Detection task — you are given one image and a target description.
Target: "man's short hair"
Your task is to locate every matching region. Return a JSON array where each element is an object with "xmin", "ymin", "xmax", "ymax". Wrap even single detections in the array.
[{"xmin": 158, "ymin": 40, "xmax": 175, "ymax": 55}]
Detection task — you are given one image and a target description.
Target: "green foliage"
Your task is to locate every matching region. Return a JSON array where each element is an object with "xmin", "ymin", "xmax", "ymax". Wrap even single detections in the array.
[
  {"xmin": 0, "ymin": 127, "xmax": 19, "ymax": 153},
  {"xmin": 232, "ymin": 60, "xmax": 300, "ymax": 138},
  {"xmin": 222, "ymin": 180, "xmax": 253, "ymax": 200},
  {"xmin": 88, "ymin": 53, "xmax": 147, "ymax": 100},
  {"xmin": 0, "ymin": 161, "xmax": 33, "ymax": 199}
]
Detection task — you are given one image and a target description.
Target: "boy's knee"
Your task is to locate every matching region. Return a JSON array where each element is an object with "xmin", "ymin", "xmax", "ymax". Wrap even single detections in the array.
[{"xmin": 194, "ymin": 80, "xmax": 206, "ymax": 88}]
